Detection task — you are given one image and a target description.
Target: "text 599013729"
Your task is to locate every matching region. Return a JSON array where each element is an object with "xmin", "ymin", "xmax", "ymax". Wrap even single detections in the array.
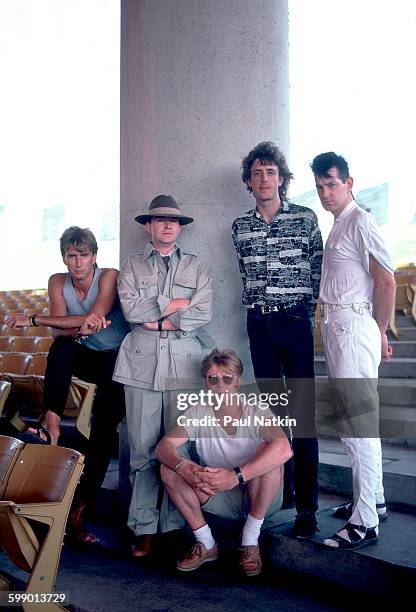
[{"xmin": 1, "ymin": 592, "xmax": 68, "ymax": 606}]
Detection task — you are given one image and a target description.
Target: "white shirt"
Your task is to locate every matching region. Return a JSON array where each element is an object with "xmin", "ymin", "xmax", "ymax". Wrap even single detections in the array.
[
  {"xmin": 320, "ymin": 201, "xmax": 394, "ymax": 305},
  {"xmin": 183, "ymin": 403, "xmax": 271, "ymax": 469}
]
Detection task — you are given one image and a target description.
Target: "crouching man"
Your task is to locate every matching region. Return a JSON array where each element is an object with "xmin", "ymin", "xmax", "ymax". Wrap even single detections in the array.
[{"xmin": 155, "ymin": 349, "xmax": 292, "ymax": 576}]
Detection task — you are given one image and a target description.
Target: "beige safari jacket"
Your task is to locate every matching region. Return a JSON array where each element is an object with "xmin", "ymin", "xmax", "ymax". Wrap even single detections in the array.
[{"xmin": 113, "ymin": 242, "xmax": 213, "ymax": 391}]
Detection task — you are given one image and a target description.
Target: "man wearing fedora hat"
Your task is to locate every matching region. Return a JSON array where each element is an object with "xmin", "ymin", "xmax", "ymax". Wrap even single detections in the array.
[{"xmin": 113, "ymin": 194, "xmax": 213, "ymax": 558}]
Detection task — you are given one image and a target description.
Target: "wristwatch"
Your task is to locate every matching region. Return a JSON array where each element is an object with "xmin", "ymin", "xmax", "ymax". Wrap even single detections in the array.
[{"xmin": 233, "ymin": 466, "xmax": 245, "ymax": 485}]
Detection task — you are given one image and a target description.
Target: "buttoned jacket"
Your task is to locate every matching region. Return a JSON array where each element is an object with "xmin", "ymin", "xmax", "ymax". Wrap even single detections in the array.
[{"xmin": 113, "ymin": 242, "xmax": 212, "ymax": 391}]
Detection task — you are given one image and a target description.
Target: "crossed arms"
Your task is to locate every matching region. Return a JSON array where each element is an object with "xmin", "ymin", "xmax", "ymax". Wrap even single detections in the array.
[{"xmin": 117, "ymin": 255, "xmax": 212, "ymax": 333}]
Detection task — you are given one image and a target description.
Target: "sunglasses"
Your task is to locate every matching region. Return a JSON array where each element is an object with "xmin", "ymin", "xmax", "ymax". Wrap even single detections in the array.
[{"xmin": 207, "ymin": 374, "xmax": 235, "ymax": 386}]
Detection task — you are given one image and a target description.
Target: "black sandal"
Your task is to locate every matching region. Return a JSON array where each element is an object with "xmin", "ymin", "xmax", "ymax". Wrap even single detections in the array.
[{"xmin": 323, "ymin": 522, "xmax": 379, "ymax": 550}]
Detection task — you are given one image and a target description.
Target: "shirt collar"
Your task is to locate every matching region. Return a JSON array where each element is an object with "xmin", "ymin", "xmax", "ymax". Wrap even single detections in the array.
[
  {"xmin": 334, "ymin": 199, "xmax": 357, "ymax": 223},
  {"xmin": 144, "ymin": 241, "xmax": 181, "ymax": 260},
  {"xmin": 252, "ymin": 200, "xmax": 290, "ymax": 220}
]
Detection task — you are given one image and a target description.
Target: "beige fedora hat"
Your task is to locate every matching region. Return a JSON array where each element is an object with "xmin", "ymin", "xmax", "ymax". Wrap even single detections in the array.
[{"xmin": 134, "ymin": 195, "xmax": 193, "ymax": 225}]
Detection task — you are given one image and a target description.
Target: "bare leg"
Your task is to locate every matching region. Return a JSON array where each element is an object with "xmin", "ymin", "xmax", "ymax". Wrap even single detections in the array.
[
  {"xmin": 160, "ymin": 465, "xmax": 209, "ymax": 530},
  {"xmin": 247, "ymin": 465, "xmax": 283, "ymax": 519}
]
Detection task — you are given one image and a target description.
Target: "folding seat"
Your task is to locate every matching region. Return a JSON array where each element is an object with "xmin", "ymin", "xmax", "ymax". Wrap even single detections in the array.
[
  {"xmin": 35, "ymin": 337, "xmax": 53, "ymax": 353},
  {"xmin": 24, "ymin": 326, "xmax": 53, "ymax": 337},
  {"xmin": 0, "ymin": 443, "xmax": 84, "ymax": 609},
  {"xmin": 9, "ymin": 337, "xmax": 39, "ymax": 354},
  {"xmin": 0, "ymin": 381, "xmax": 12, "ymax": 417},
  {"xmin": 0, "ymin": 337, "xmax": 13, "ymax": 352},
  {"xmin": 0, "ymin": 325, "xmax": 25, "ymax": 337},
  {"xmin": 0, "ymin": 434, "xmax": 24, "ymax": 498},
  {"xmin": 25, "ymin": 354, "xmax": 47, "ymax": 376},
  {"xmin": 0, "ymin": 353, "xmax": 32, "ymax": 376}
]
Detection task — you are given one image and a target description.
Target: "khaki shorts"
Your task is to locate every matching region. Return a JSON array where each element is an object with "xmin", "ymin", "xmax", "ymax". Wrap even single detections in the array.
[{"xmin": 201, "ymin": 484, "xmax": 283, "ymax": 530}]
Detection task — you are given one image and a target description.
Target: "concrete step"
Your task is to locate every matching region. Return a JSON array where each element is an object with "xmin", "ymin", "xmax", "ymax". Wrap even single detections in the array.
[
  {"xmin": 389, "ymin": 326, "xmax": 416, "ymax": 341},
  {"xmin": 2, "ymin": 494, "xmax": 414, "ymax": 608},
  {"xmin": 269, "ymin": 504, "xmax": 415, "ymax": 602},
  {"xmin": 316, "ymin": 375, "xmax": 416, "ymax": 407},
  {"xmin": 318, "ymin": 438, "xmax": 416, "ymax": 507},
  {"xmin": 389, "ymin": 340, "xmax": 416, "ymax": 357},
  {"xmin": 392, "ymin": 314, "xmax": 415, "ymax": 328},
  {"xmin": 315, "ymin": 355, "xmax": 416, "ymax": 378},
  {"xmin": 317, "ymin": 402, "xmax": 416, "ymax": 443},
  {"xmin": 1, "ymin": 468, "xmax": 414, "ymax": 608}
]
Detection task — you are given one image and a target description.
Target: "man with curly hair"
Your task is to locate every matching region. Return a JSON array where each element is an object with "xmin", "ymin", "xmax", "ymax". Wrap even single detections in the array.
[{"xmin": 232, "ymin": 142, "xmax": 323, "ymax": 539}]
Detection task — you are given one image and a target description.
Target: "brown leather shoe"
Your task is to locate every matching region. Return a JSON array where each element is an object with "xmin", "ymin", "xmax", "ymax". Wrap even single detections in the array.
[
  {"xmin": 176, "ymin": 542, "xmax": 218, "ymax": 572},
  {"xmin": 131, "ymin": 534, "xmax": 154, "ymax": 558},
  {"xmin": 239, "ymin": 544, "xmax": 262, "ymax": 576}
]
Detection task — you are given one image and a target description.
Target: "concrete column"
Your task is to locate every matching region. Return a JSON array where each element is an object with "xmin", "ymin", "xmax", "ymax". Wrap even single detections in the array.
[
  {"xmin": 120, "ymin": 0, "xmax": 289, "ymax": 369},
  {"xmin": 119, "ymin": 0, "xmax": 289, "ymax": 509}
]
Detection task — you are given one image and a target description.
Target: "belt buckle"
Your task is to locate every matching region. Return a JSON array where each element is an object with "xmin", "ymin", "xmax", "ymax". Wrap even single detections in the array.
[{"xmin": 260, "ymin": 305, "xmax": 272, "ymax": 315}]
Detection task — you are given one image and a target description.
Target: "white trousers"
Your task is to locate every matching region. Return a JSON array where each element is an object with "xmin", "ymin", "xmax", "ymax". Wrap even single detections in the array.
[{"xmin": 321, "ymin": 305, "xmax": 384, "ymax": 527}]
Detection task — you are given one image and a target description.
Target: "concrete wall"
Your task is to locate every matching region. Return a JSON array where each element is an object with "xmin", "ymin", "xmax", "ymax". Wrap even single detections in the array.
[{"xmin": 120, "ymin": 0, "xmax": 289, "ymax": 376}]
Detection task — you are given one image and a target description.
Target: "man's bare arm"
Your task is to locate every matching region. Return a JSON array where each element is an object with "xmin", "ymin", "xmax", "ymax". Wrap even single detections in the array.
[
  {"xmin": 7, "ymin": 270, "xmax": 117, "ymax": 337},
  {"xmin": 369, "ymin": 254, "xmax": 396, "ymax": 361},
  {"xmin": 196, "ymin": 427, "xmax": 292, "ymax": 494},
  {"xmin": 155, "ymin": 429, "xmax": 204, "ymax": 487},
  {"xmin": 89, "ymin": 268, "xmax": 118, "ymax": 316}
]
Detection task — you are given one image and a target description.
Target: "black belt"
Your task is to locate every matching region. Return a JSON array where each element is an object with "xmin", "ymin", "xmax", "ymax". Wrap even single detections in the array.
[{"xmin": 250, "ymin": 301, "xmax": 304, "ymax": 315}]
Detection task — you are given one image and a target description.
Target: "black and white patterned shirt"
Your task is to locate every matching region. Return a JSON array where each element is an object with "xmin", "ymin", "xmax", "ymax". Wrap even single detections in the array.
[{"xmin": 232, "ymin": 201, "xmax": 323, "ymax": 313}]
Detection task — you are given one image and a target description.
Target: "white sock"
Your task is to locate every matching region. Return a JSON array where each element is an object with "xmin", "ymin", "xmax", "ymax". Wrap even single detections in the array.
[
  {"xmin": 241, "ymin": 514, "xmax": 264, "ymax": 546},
  {"xmin": 376, "ymin": 502, "xmax": 387, "ymax": 516},
  {"xmin": 193, "ymin": 524, "xmax": 216, "ymax": 550}
]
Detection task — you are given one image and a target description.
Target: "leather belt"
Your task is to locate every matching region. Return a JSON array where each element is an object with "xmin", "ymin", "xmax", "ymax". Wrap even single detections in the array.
[{"xmin": 249, "ymin": 301, "xmax": 304, "ymax": 315}]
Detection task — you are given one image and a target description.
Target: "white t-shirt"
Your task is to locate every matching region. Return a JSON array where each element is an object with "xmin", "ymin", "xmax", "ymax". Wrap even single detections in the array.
[
  {"xmin": 320, "ymin": 201, "xmax": 394, "ymax": 305},
  {"xmin": 182, "ymin": 403, "xmax": 274, "ymax": 469}
]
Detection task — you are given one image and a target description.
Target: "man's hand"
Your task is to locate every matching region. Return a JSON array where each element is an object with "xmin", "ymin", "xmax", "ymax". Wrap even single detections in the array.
[
  {"xmin": 195, "ymin": 467, "xmax": 239, "ymax": 494},
  {"xmin": 381, "ymin": 333, "xmax": 393, "ymax": 362},
  {"xmin": 6, "ymin": 313, "xmax": 30, "ymax": 328},
  {"xmin": 161, "ymin": 298, "xmax": 190, "ymax": 317},
  {"xmin": 141, "ymin": 321, "xmax": 158, "ymax": 331},
  {"xmin": 176, "ymin": 461, "xmax": 205, "ymax": 487},
  {"xmin": 171, "ymin": 298, "xmax": 190, "ymax": 310},
  {"xmin": 78, "ymin": 314, "xmax": 111, "ymax": 335}
]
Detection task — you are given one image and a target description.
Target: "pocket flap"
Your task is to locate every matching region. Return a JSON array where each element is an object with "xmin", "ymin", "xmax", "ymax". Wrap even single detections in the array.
[
  {"xmin": 173, "ymin": 276, "xmax": 197, "ymax": 289},
  {"xmin": 137, "ymin": 276, "xmax": 158, "ymax": 288}
]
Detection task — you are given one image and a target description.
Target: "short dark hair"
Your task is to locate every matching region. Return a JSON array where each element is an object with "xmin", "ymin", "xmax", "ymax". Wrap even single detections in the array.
[
  {"xmin": 310, "ymin": 152, "xmax": 350, "ymax": 183},
  {"xmin": 241, "ymin": 141, "xmax": 293, "ymax": 200},
  {"xmin": 201, "ymin": 349, "xmax": 243, "ymax": 378},
  {"xmin": 60, "ymin": 226, "xmax": 98, "ymax": 258}
]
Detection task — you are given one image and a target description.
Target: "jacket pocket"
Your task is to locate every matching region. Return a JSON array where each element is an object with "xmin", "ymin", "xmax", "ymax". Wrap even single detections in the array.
[
  {"xmin": 116, "ymin": 333, "xmax": 157, "ymax": 384},
  {"xmin": 172, "ymin": 275, "xmax": 197, "ymax": 299},
  {"xmin": 136, "ymin": 276, "xmax": 158, "ymax": 298}
]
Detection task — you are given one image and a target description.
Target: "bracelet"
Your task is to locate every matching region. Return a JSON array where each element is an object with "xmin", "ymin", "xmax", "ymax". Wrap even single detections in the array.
[
  {"xmin": 175, "ymin": 459, "xmax": 189, "ymax": 472},
  {"xmin": 157, "ymin": 317, "xmax": 164, "ymax": 331},
  {"xmin": 29, "ymin": 314, "xmax": 39, "ymax": 327},
  {"xmin": 74, "ymin": 328, "xmax": 88, "ymax": 343},
  {"xmin": 233, "ymin": 466, "xmax": 245, "ymax": 485}
]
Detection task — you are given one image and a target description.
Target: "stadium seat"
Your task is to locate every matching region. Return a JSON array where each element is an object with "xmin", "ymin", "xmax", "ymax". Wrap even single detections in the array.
[{"xmin": 0, "ymin": 443, "xmax": 84, "ymax": 609}]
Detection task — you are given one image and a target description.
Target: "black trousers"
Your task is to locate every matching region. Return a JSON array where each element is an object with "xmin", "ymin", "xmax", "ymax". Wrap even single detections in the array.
[
  {"xmin": 44, "ymin": 336, "xmax": 125, "ymax": 505},
  {"xmin": 247, "ymin": 302, "xmax": 319, "ymax": 514}
]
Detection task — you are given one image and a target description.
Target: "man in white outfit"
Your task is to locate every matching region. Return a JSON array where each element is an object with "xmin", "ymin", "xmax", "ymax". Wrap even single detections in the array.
[{"xmin": 311, "ymin": 152, "xmax": 395, "ymax": 549}]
